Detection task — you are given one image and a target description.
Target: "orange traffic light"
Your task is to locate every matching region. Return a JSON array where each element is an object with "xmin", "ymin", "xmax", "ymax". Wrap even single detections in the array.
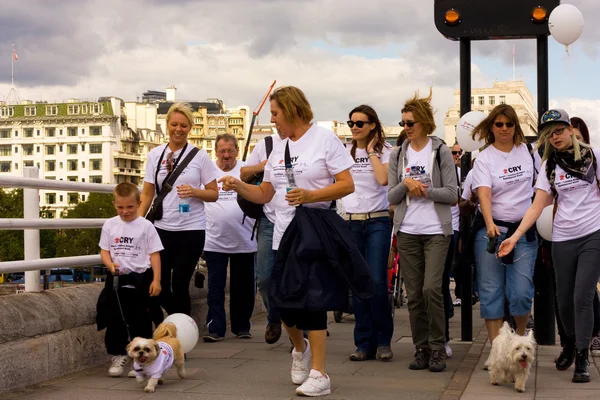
[
  {"xmin": 445, "ymin": 9, "xmax": 461, "ymax": 26},
  {"xmin": 532, "ymin": 6, "xmax": 548, "ymax": 23}
]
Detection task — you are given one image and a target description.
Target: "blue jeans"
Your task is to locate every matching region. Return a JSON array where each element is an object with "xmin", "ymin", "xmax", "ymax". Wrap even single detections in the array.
[
  {"xmin": 205, "ymin": 251, "xmax": 256, "ymax": 336},
  {"xmin": 255, "ymin": 217, "xmax": 280, "ymax": 324},
  {"xmin": 474, "ymin": 228, "xmax": 537, "ymax": 320},
  {"xmin": 349, "ymin": 216, "xmax": 394, "ymax": 353}
]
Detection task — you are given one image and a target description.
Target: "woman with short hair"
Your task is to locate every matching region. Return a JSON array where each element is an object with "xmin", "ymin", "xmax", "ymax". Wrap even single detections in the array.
[{"xmin": 388, "ymin": 89, "xmax": 457, "ymax": 373}]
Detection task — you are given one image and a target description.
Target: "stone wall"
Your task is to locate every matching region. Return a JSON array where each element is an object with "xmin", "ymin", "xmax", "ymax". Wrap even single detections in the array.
[{"xmin": 0, "ymin": 280, "xmax": 264, "ymax": 393}]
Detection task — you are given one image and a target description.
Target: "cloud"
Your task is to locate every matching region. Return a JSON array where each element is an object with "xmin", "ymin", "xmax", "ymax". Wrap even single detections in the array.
[{"xmin": 0, "ymin": 0, "xmax": 597, "ymax": 137}]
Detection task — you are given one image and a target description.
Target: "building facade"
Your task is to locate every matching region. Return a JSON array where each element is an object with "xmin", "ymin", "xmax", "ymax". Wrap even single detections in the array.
[
  {"xmin": 0, "ymin": 97, "xmax": 161, "ymax": 217},
  {"xmin": 443, "ymin": 80, "xmax": 538, "ymax": 145}
]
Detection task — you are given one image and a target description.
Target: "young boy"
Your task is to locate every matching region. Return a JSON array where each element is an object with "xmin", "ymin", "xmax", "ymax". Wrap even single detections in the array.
[{"xmin": 98, "ymin": 182, "xmax": 163, "ymax": 377}]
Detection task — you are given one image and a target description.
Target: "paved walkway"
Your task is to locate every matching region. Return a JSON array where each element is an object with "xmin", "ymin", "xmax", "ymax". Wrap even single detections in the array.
[{"xmin": 3, "ymin": 304, "xmax": 599, "ymax": 399}]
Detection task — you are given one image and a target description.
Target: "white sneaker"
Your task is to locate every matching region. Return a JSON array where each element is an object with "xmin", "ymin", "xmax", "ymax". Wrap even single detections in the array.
[
  {"xmin": 108, "ymin": 355, "xmax": 129, "ymax": 377},
  {"xmin": 291, "ymin": 338, "xmax": 312, "ymax": 384},
  {"xmin": 296, "ymin": 369, "xmax": 331, "ymax": 397},
  {"xmin": 445, "ymin": 342, "xmax": 452, "ymax": 359},
  {"xmin": 127, "ymin": 368, "xmax": 136, "ymax": 378}
]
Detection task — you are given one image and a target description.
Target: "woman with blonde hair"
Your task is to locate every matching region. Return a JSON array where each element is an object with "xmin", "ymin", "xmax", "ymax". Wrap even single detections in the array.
[
  {"xmin": 388, "ymin": 89, "xmax": 457, "ymax": 372},
  {"xmin": 140, "ymin": 102, "xmax": 219, "ymax": 317},
  {"xmin": 499, "ymin": 109, "xmax": 600, "ymax": 383},
  {"xmin": 469, "ymin": 104, "xmax": 539, "ymax": 366}
]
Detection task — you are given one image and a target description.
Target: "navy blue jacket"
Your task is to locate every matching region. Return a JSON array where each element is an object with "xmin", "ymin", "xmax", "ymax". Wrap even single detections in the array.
[{"xmin": 269, "ymin": 206, "xmax": 374, "ymax": 311}]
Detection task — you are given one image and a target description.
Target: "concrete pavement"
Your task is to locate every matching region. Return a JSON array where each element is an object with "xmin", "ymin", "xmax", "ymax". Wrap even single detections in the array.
[{"xmin": 4, "ymin": 303, "xmax": 599, "ymax": 399}]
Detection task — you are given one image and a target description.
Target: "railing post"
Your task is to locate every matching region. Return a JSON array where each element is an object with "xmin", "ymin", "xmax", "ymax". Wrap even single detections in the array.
[{"xmin": 23, "ymin": 167, "xmax": 41, "ymax": 292}]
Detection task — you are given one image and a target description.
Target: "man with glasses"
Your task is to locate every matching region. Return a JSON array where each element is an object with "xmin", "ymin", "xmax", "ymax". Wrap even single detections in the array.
[
  {"xmin": 202, "ymin": 133, "xmax": 257, "ymax": 342},
  {"xmin": 451, "ymin": 143, "xmax": 463, "ymax": 167}
]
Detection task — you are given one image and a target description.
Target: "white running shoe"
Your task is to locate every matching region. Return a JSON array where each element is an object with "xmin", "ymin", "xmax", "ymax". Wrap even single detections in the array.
[
  {"xmin": 108, "ymin": 355, "xmax": 129, "ymax": 377},
  {"xmin": 296, "ymin": 369, "xmax": 331, "ymax": 397},
  {"xmin": 127, "ymin": 368, "xmax": 136, "ymax": 378},
  {"xmin": 445, "ymin": 342, "xmax": 453, "ymax": 359},
  {"xmin": 291, "ymin": 338, "xmax": 312, "ymax": 384},
  {"xmin": 483, "ymin": 354, "xmax": 491, "ymax": 371}
]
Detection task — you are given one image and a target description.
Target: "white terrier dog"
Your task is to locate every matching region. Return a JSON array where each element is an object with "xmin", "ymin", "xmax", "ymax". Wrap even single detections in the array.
[{"xmin": 488, "ymin": 321, "xmax": 536, "ymax": 392}]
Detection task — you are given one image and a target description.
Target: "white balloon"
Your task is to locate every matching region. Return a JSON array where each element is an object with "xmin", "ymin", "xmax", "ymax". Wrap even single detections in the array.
[
  {"xmin": 456, "ymin": 111, "xmax": 486, "ymax": 152},
  {"xmin": 536, "ymin": 205, "xmax": 554, "ymax": 241},
  {"xmin": 549, "ymin": 4, "xmax": 584, "ymax": 46},
  {"xmin": 163, "ymin": 313, "xmax": 199, "ymax": 353}
]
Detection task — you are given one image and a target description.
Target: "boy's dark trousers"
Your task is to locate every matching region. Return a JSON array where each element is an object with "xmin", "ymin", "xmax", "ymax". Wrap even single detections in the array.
[{"xmin": 104, "ymin": 270, "xmax": 154, "ymax": 356}]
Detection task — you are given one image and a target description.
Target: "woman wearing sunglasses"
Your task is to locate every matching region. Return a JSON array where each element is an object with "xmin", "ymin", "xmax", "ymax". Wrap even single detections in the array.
[
  {"xmin": 342, "ymin": 105, "xmax": 394, "ymax": 362},
  {"xmin": 388, "ymin": 89, "xmax": 457, "ymax": 372},
  {"xmin": 469, "ymin": 104, "xmax": 539, "ymax": 364},
  {"xmin": 499, "ymin": 109, "xmax": 600, "ymax": 382}
]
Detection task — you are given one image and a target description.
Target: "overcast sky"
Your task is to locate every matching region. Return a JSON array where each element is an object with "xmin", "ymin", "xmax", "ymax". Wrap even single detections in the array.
[{"xmin": 0, "ymin": 0, "xmax": 598, "ymax": 144}]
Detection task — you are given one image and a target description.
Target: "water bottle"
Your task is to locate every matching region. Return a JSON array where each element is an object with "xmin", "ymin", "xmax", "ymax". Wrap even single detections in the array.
[
  {"xmin": 285, "ymin": 166, "xmax": 298, "ymax": 207},
  {"xmin": 179, "ymin": 197, "xmax": 191, "ymax": 219}
]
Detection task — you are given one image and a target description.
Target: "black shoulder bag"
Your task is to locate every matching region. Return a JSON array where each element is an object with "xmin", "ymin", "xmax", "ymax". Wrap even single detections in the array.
[
  {"xmin": 237, "ymin": 135, "xmax": 273, "ymax": 220},
  {"xmin": 145, "ymin": 145, "xmax": 200, "ymax": 223}
]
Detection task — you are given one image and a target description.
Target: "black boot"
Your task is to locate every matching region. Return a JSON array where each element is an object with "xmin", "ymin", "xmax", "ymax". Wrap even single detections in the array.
[
  {"xmin": 555, "ymin": 341, "xmax": 576, "ymax": 371},
  {"xmin": 572, "ymin": 348, "xmax": 590, "ymax": 383}
]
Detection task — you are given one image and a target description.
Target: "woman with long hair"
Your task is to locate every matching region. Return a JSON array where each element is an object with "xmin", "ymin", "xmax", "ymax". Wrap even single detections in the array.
[
  {"xmin": 499, "ymin": 109, "xmax": 600, "ymax": 383},
  {"xmin": 469, "ymin": 104, "xmax": 539, "ymax": 366},
  {"xmin": 343, "ymin": 105, "xmax": 394, "ymax": 362},
  {"xmin": 388, "ymin": 89, "xmax": 457, "ymax": 372}
]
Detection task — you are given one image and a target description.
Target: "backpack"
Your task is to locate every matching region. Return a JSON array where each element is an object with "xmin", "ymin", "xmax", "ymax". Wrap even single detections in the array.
[{"xmin": 237, "ymin": 135, "xmax": 273, "ymax": 220}]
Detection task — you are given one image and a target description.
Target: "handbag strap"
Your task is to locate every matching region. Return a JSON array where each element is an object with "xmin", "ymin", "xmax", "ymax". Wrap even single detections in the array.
[{"xmin": 152, "ymin": 146, "xmax": 200, "ymax": 207}]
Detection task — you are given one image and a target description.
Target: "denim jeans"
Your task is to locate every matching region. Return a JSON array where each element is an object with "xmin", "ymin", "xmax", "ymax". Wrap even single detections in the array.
[
  {"xmin": 474, "ymin": 228, "xmax": 537, "ymax": 320},
  {"xmin": 205, "ymin": 251, "xmax": 256, "ymax": 337},
  {"xmin": 255, "ymin": 217, "xmax": 280, "ymax": 324},
  {"xmin": 349, "ymin": 216, "xmax": 394, "ymax": 353}
]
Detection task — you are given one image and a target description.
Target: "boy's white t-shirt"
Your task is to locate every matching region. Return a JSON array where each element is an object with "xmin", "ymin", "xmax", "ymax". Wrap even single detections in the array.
[
  {"xmin": 263, "ymin": 124, "xmax": 354, "ymax": 250},
  {"xmin": 133, "ymin": 342, "xmax": 174, "ymax": 379},
  {"xmin": 99, "ymin": 216, "xmax": 164, "ymax": 275},
  {"xmin": 536, "ymin": 148, "xmax": 600, "ymax": 242},
  {"xmin": 144, "ymin": 144, "xmax": 219, "ymax": 231},
  {"xmin": 341, "ymin": 144, "xmax": 392, "ymax": 214},
  {"xmin": 472, "ymin": 143, "xmax": 535, "ymax": 222},
  {"xmin": 245, "ymin": 134, "xmax": 286, "ymax": 224},
  {"xmin": 461, "ymin": 168, "xmax": 481, "ymax": 213},
  {"xmin": 399, "ymin": 139, "xmax": 444, "ymax": 235},
  {"xmin": 204, "ymin": 161, "xmax": 257, "ymax": 253}
]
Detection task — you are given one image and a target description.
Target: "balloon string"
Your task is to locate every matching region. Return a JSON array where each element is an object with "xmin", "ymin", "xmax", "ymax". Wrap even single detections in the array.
[{"xmin": 565, "ymin": 44, "xmax": 570, "ymax": 56}]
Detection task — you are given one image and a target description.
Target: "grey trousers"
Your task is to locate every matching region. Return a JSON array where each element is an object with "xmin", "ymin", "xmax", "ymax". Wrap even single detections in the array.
[
  {"xmin": 397, "ymin": 232, "xmax": 450, "ymax": 351},
  {"xmin": 552, "ymin": 228, "xmax": 600, "ymax": 350}
]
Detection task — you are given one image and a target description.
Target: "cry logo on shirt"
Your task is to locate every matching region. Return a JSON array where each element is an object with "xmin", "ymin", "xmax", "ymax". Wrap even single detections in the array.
[
  {"xmin": 410, "ymin": 166, "xmax": 426, "ymax": 174},
  {"xmin": 559, "ymin": 174, "xmax": 573, "ymax": 180},
  {"xmin": 278, "ymin": 156, "xmax": 299, "ymax": 164},
  {"xmin": 114, "ymin": 237, "xmax": 134, "ymax": 244},
  {"xmin": 503, "ymin": 165, "xmax": 522, "ymax": 174}
]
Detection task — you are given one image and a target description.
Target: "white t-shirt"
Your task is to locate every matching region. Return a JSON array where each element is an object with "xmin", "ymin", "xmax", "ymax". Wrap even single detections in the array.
[
  {"xmin": 536, "ymin": 148, "xmax": 600, "ymax": 242},
  {"xmin": 399, "ymin": 139, "xmax": 444, "ymax": 235},
  {"xmin": 246, "ymin": 134, "xmax": 286, "ymax": 224},
  {"xmin": 133, "ymin": 342, "xmax": 174, "ymax": 379},
  {"xmin": 99, "ymin": 216, "xmax": 164, "ymax": 274},
  {"xmin": 263, "ymin": 124, "xmax": 354, "ymax": 250},
  {"xmin": 341, "ymin": 144, "xmax": 392, "ymax": 214},
  {"xmin": 451, "ymin": 166, "xmax": 461, "ymax": 232},
  {"xmin": 144, "ymin": 144, "xmax": 219, "ymax": 231},
  {"xmin": 204, "ymin": 161, "xmax": 258, "ymax": 253},
  {"xmin": 461, "ymin": 168, "xmax": 481, "ymax": 213},
  {"xmin": 472, "ymin": 143, "xmax": 536, "ymax": 222}
]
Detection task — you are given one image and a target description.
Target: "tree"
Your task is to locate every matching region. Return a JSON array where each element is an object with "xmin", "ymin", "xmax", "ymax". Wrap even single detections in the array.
[
  {"xmin": 0, "ymin": 189, "xmax": 24, "ymax": 262},
  {"xmin": 55, "ymin": 193, "xmax": 116, "ymax": 257}
]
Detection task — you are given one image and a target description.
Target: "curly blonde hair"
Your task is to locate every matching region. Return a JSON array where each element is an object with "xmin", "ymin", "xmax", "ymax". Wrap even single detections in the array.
[{"xmin": 401, "ymin": 88, "xmax": 436, "ymax": 136}]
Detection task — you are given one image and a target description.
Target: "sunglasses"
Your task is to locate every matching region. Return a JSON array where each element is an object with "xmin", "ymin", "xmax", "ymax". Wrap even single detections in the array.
[
  {"xmin": 398, "ymin": 120, "xmax": 418, "ymax": 128},
  {"xmin": 494, "ymin": 122, "xmax": 515, "ymax": 128},
  {"xmin": 545, "ymin": 126, "xmax": 567, "ymax": 139},
  {"xmin": 347, "ymin": 120, "xmax": 370, "ymax": 128},
  {"xmin": 451, "ymin": 150, "xmax": 463, "ymax": 155}
]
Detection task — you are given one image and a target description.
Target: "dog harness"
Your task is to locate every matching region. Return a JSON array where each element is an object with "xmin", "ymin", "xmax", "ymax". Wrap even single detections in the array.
[{"xmin": 133, "ymin": 342, "xmax": 175, "ymax": 379}]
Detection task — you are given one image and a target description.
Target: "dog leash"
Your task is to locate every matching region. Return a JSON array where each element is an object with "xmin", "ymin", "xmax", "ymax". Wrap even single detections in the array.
[{"xmin": 113, "ymin": 275, "xmax": 132, "ymax": 342}]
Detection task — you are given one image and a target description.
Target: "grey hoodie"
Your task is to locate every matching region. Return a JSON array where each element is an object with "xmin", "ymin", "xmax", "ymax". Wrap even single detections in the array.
[{"xmin": 388, "ymin": 136, "xmax": 457, "ymax": 237}]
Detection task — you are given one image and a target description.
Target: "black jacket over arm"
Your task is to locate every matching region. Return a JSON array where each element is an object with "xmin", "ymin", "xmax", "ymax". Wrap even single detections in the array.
[{"xmin": 269, "ymin": 206, "xmax": 375, "ymax": 311}]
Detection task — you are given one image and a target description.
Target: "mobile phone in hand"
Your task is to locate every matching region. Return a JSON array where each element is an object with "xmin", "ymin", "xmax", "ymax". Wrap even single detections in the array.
[{"xmin": 487, "ymin": 235, "xmax": 498, "ymax": 254}]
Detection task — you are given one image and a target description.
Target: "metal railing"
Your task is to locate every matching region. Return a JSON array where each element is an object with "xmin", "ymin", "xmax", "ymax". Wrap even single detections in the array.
[{"xmin": 0, "ymin": 167, "xmax": 117, "ymax": 292}]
